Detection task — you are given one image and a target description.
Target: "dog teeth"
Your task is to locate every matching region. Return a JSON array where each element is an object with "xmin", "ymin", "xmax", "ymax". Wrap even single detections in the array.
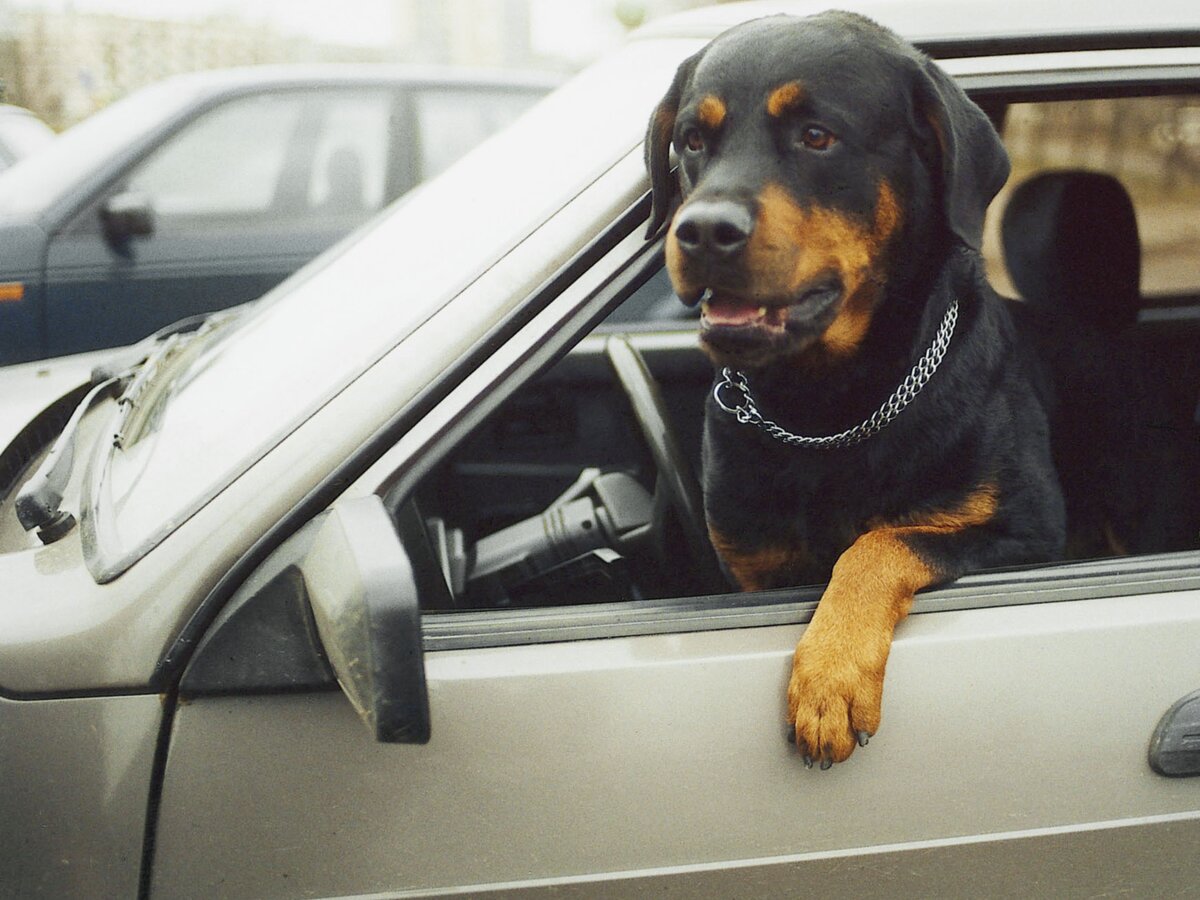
[{"xmin": 758, "ymin": 306, "xmax": 768, "ymax": 317}]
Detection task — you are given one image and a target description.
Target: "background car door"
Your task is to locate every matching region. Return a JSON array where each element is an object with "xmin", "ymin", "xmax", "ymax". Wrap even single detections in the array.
[{"xmin": 41, "ymin": 86, "xmax": 404, "ymax": 356}]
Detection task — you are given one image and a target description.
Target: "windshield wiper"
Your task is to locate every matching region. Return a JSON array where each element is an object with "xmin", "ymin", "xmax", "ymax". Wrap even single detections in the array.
[
  {"xmin": 15, "ymin": 310, "xmax": 234, "ymax": 544},
  {"xmin": 90, "ymin": 310, "xmax": 220, "ymax": 383},
  {"xmin": 15, "ymin": 375, "xmax": 128, "ymax": 543}
]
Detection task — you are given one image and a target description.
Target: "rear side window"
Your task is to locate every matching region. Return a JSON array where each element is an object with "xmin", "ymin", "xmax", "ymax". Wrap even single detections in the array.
[
  {"xmin": 413, "ymin": 88, "xmax": 542, "ymax": 179},
  {"xmin": 982, "ymin": 95, "xmax": 1200, "ymax": 302}
]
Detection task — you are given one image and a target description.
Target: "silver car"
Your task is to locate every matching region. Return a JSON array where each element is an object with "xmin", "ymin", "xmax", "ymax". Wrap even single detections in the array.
[{"xmin": 3, "ymin": 1, "xmax": 1200, "ymax": 897}]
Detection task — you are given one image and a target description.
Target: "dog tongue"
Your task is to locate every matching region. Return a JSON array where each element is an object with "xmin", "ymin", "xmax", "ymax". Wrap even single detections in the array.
[{"xmin": 704, "ymin": 296, "xmax": 764, "ymax": 326}]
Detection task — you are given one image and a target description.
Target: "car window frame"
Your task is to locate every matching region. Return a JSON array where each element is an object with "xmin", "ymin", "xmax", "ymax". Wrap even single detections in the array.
[
  {"xmin": 365, "ymin": 231, "xmax": 1200, "ymax": 652},
  {"xmin": 150, "ymin": 48, "xmax": 1200, "ymax": 687}
]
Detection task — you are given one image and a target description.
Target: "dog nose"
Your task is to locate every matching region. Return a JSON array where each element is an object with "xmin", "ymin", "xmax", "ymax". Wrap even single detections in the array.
[{"xmin": 672, "ymin": 200, "xmax": 754, "ymax": 259}]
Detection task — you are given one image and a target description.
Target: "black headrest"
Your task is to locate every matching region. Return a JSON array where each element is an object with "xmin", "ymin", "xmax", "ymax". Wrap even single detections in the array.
[{"xmin": 1001, "ymin": 170, "xmax": 1140, "ymax": 332}]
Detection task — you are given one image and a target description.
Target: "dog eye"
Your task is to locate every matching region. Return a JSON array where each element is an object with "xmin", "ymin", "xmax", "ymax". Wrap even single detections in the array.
[
  {"xmin": 798, "ymin": 125, "xmax": 836, "ymax": 151},
  {"xmin": 681, "ymin": 128, "xmax": 706, "ymax": 154}
]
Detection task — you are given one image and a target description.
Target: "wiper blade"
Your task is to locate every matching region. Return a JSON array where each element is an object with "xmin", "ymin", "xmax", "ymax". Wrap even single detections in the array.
[
  {"xmin": 111, "ymin": 331, "xmax": 182, "ymax": 451},
  {"xmin": 90, "ymin": 310, "xmax": 221, "ymax": 384}
]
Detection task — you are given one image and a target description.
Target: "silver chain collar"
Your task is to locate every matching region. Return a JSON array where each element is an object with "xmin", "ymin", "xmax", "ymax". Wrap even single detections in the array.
[{"xmin": 713, "ymin": 299, "xmax": 959, "ymax": 450}]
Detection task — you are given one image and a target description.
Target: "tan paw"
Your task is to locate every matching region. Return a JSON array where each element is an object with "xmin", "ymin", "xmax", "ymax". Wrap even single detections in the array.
[{"xmin": 786, "ymin": 639, "xmax": 884, "ymax": 769}]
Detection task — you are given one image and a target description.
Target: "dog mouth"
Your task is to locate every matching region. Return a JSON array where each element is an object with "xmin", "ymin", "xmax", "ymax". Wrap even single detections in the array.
[{"xmin": 698, "ymin": 282, "xmax": 842, "ymax": 364}]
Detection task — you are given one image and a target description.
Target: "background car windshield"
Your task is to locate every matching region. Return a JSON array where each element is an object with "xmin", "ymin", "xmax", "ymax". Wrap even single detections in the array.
[
  {"xmin": 0, "ymin": 80, "xmax": 198, "ymax": 217},
  {"xmin": 98, "ymin": 39, "xmax": 688, "ymax": 565}
]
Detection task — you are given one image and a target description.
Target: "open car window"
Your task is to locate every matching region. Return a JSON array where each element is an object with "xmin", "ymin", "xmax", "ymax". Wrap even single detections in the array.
[
  {"xmin": 981, "ymin": 93, "xmax": 1200, "ymax": 303},
  {"xmin": 368, "ymin": 80, "xmax": 1200, "ymax": 639}
]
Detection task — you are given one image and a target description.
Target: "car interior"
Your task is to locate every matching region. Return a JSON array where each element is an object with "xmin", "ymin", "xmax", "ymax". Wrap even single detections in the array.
[{"xmin": 408, "ymin": 89, "xmax": 1200, "ymax": 613}]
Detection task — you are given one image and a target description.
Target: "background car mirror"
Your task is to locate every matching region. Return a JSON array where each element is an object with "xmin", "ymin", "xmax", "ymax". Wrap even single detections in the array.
[
  {"xmin": 100, "ymin": 191, "xmax": 156, "ymax": 246},
  {"xmin": 301, "ymin": 494, "xmax": 431, "ymax": 744}
]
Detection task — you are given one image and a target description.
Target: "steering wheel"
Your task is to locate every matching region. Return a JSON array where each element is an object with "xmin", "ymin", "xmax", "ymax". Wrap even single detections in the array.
[{"xmin": 605, "ymin": 335, "xmax": 728, "ymax": 592}]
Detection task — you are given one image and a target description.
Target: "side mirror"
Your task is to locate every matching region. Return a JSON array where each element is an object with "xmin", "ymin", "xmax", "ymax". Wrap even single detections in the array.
[
  {"xmin": 100, "ymin": 191, "xmax": 156, "ymax": 246},
  {"xmin": 302, "ymin": 494, "xmax": 431, "ymax": 744}
]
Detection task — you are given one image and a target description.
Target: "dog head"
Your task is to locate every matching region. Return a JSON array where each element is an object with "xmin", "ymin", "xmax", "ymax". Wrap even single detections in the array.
[{"xmin": 645, "ymin": 12, "xmax": 1009, "ymax": 369}]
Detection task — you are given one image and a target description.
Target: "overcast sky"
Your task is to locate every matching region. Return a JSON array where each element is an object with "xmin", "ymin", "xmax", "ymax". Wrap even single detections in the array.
[
  {"xmin": 12, "ymin": 0, "xmax": 407, "ymax": 47},
  {"xmin": 8, "ymin": 0, "xmax": 630, "ymax": 56}
]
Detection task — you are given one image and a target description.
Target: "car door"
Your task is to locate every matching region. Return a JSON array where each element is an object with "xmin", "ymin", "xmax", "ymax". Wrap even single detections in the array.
[
  {"xmin": 144, "ymin": 201, "xmax": 1200, "ymax": 897},
  {"xmin": 41, "ymin": 85, "xmax": 403, "ymax": 357}
]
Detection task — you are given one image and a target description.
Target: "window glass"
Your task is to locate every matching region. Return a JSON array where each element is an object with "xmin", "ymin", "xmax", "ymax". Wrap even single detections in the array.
[
  {"xmin": 983, "ymin": 95, "xmax": 1200, "ymax": 300},
  {"xmin": 128, "ymin": 93, "xmax": 304, "ymax": 217},
  {"xmin": 125, "ymin": 88, "xmax": 393, "ymax": 223},
  {"xmin": 95, "ymin": 38, "xmax": 690, "ymax": 572},
  {"xmin": 306, "ymin": 94, "xmax": 391, "ymax": 213},
  {"xmin": 0, "ymin": 79, "xmax": 197, "ymax": 216},
  {"xmin": 414, "ymin": 88, "xmax": 541, "ymax": 179}
]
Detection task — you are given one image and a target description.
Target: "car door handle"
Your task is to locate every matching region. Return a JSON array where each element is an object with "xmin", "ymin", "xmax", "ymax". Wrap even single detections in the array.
[{"xmin": 1149, "ymin": 689, "xmax": 1200, "ymax": 777}]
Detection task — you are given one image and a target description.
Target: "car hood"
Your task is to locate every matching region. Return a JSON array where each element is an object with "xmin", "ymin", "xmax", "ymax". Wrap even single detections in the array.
[{"xmin": 0, "ymin": 350, "xmax": 115, "ymax": 451}]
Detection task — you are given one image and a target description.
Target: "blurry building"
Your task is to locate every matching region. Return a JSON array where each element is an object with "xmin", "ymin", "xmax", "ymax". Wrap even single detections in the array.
[{"xmin": 0, "ymin": 0, "xmax": 705, "ymax": 129}]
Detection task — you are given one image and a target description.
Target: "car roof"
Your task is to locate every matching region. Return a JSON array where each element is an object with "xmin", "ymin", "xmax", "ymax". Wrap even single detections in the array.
[
  {"xmin": 139, "ymin": 63, "xmax": 561, "ymax": 97},
  {"xmin": 636, "ymin": 0, "xmax": 1200, "ymax": 56},
  {"xmin": 0, "ymin": 63, "xmax": 559, "ymax": 223}
]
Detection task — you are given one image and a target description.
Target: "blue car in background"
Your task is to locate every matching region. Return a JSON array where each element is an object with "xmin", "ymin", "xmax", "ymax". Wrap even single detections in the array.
[{"xmin": 0, "ymin": 66, "xmax": 553, "ymax": 364}]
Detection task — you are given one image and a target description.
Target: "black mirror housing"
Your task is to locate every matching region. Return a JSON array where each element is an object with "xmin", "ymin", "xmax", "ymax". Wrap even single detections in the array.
[{"xmin": 101, "ymin": 191, "xmax": 156, "ymax": 245}]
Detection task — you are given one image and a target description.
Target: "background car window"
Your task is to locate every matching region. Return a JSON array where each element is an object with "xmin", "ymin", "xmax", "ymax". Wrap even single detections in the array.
[
  {"xmin": 128, "ymin": 93, "xmax": 304, "ymax": 217},
  {"xmin": 983, "ymin": 95, "xmax": 1200, "ymax": 301},
  {"xmin": 125, "ymin": 88, "xmax": 394, "ymax": 225},
  {"xmin": 414, "ymin": 88, "xmax": 540, "ymax": 179}
]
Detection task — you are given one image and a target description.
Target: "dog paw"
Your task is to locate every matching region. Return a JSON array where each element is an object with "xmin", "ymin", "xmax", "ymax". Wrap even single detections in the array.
[{"xmin": 786, "ymin": 639, "xmax": 884, "ymax": 768}]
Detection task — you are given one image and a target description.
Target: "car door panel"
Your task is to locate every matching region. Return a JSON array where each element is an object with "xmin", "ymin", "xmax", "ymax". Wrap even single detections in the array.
[{"xmin": 151, "ymin": 589, "xmax": 1200, "ymax": 897}]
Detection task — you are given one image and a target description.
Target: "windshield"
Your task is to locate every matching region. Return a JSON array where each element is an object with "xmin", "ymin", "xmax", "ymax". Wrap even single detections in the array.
[
  {"xmin": 0, "ymin": 81, "xmax": 200, "ymax": 218},
  {"xmin": 88, "ymin": 39, "xmax": 692, "ymax": 575}
]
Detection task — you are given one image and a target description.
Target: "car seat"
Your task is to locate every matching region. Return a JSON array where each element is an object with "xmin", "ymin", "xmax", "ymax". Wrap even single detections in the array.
[
  {"xmin": 1001, "ymin": 169, "xmax": 1200, "ymax": 555},
  {"xmin": 1001, "ymin": 169, "xmax": 1140, "ymax": 332}
]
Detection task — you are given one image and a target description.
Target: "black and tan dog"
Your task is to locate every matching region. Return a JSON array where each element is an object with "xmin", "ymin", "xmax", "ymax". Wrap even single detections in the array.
[{"xmin": 645, "ymin": 12, "xmax": 1071, "ymax": 767}]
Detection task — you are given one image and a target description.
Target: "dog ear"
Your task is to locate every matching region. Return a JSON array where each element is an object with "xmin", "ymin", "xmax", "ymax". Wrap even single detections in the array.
[
  {"xmin": 644, "ymin": 50, "xmax": 704, "ymax": 238},
  {"xmin": 912, "ymin": 56, "xmax": 1010, "ymax": 250}
]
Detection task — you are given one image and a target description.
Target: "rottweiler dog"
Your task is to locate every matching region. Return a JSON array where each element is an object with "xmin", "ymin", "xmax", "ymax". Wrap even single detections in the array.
[{"xmin": 644, "ymin": 11, "xmax": 1069, "ymax": 768}]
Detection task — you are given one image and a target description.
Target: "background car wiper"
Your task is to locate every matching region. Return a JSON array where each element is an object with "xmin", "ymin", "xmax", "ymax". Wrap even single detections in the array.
[{"xmin": 15, "ymin": 310, "xmax": 232, "ymax": 544}]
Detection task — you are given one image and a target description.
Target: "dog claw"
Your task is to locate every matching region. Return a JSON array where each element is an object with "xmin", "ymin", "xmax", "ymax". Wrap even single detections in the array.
[
  {"xmin": 820, "ymin": 758, "xmax": 833, "ymax": 770},
  {"xmin": 857, "ymin": 730, "xmax": 871, "ymax": 747},
  {"xmin": 803, "ymin": 754, "xmax": 813, "ymax": 769}
]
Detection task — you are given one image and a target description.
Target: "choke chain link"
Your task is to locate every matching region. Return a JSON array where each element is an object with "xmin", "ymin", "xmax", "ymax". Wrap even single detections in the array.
[{"xmin": 713, "ymin": 299, "xmax": 959, "ymax": 450}]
